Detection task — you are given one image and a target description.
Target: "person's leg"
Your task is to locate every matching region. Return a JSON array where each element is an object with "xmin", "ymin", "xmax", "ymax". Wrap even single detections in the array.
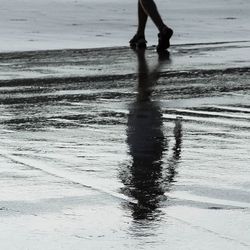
[
  {"xmin": 130, "ymin": 1, "xmax": 148, "ymax": 48},
  {"xmin": 139, "ymin": 0, "xmax": 173, "ymax": 50},
  {"xmin": 130, "ymin": 1, "xmax": 148, "ymax": 47},
  {"xmin": 137, "ymin": 1, "xmax": 148, "ymax": 37},
  {"xmin": 139, "ymin": 0, "xmax": 166, "ymax": 32}
]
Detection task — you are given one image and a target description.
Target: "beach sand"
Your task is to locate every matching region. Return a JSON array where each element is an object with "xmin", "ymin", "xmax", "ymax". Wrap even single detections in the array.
[
  {"xmin": 0, "ymin": 0, "xmax": 250, "ymax": 249},
  {"xmin": 0, "ymin": 0, "xmax": 250, "ymax": 51}
]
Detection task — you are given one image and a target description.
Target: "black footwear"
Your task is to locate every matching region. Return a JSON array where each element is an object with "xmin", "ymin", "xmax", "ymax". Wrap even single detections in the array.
[
  {"xmin": 129, "ymin": 34, "xmax": 147, "ymax": 48},
  {"xmin": 157, "ymin": 27, "xmax": 173, "ymax": 51}
]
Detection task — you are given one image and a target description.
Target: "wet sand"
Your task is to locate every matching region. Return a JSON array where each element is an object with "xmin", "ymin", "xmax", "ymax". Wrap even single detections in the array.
[
  {"xmin": 0, "ymin": 42, "xmax": 250, "ymax": 249},
  {"xmin": 1, "ymin": 0, "xmax": 250, "ymax": 51}
]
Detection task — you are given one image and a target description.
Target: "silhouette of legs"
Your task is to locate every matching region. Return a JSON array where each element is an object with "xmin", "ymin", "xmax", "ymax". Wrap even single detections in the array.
[
  {"xmin": 137, "ymin": 1, "xmax": 148, "ymax": 37},
  {"xmin": 130, "ymin": 0, "xmax": 173, "ymax": 50},
  {"xmin": 139, "ymin": 0, "xmax": 167, "ymax": 33}
]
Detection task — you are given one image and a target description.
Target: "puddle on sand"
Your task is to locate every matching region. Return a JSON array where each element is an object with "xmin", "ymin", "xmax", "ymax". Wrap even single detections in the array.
[{"xmin": 0, "ymin": 47, "xmax": 250, "ymax": 249}]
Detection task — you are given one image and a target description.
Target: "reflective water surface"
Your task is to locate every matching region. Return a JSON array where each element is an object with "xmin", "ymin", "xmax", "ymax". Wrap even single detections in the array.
[{"xmin": 0, "ymin": 44, "xmax": 250, "ymax": 249}]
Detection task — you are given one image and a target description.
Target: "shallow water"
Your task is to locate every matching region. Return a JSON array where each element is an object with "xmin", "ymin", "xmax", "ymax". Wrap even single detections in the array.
[{"xmin": 0, "ymin": 43, "xmax": 250, "ymax": 249}]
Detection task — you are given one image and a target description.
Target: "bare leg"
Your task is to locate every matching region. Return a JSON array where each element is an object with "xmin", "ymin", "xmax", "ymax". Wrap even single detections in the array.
[
  {"xmin": 130, "ymin": 0, "xmax": 172, "ymax": 50},
  {"xmin": 139, "ymin": 0, "xmax": 167, "ymax": 32},
  {"xmin": 130, "ymin": 1, "xmax": 148, "ymax": 47},
  {"xmin": 137, "ymin": 1, "xmax": 148, "ymax": 37},
  {"xmin": 139, "ymin": 0, "xmax": 173, "ymax": 50}
]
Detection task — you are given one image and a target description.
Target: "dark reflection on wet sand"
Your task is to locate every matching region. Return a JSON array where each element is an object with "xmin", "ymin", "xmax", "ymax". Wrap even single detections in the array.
[{"xmin": 119, "ymin": 49, "xmax": 183, "ymax": 222}]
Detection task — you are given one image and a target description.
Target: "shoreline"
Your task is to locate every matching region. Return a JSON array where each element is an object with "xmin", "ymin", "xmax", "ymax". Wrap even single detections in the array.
[
  {"xmin": 1, "ymin": 41, "xmax": 249, "ymax": 81},
  {"xmin": 0, "ymin": 39, "xmax": 249, "ymax": 54}
]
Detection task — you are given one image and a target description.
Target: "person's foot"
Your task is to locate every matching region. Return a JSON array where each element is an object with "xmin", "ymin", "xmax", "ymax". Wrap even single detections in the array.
[
  {"xmin": 157, "ymin": 27, "xmax": 173, "ymax": 51},
  {"xmin": 129, "ymin": 34, "xmax": 147, "ymax": 49}
]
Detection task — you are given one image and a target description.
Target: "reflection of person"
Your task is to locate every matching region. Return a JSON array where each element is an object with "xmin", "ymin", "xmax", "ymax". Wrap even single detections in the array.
[
  {"xmin": 119, "ymin": 49, "xmax": 182, "ymax": 221},
  {"xmin": 129, "ymin": 0, "xmax": 173, "ymax": 51}
]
